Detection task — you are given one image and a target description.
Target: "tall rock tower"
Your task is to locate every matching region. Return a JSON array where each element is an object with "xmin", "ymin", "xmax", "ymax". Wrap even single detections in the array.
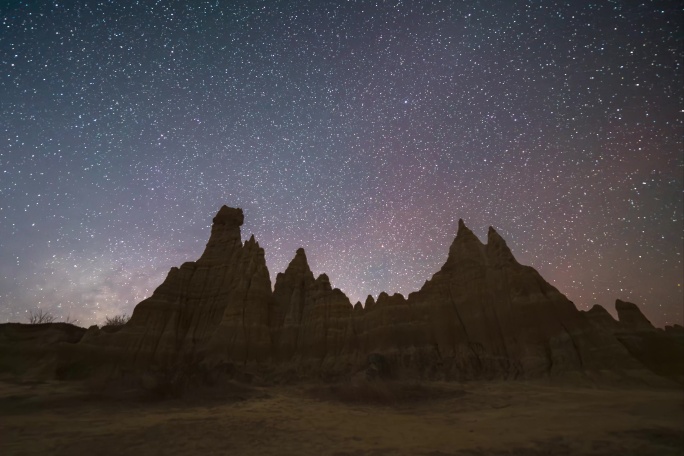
[{"xmin": 86, "ymin": 206, "xmax": 274, "ymax": 366}]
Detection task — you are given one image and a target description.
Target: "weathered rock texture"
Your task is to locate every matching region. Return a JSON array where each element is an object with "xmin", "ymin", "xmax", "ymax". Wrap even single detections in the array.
[
  {"xmin": 584, "ymin": 301, "xmax": 684, "ymax": 382},
  {"xmin": 0, "ymin": 323, "xmax": 86, "ymax": 378},
  {"xmin": 80, "ymin": 206, "xmax": 275, "ymax": 367},
  {"xmin": 68, "ymin": 205, "xmax": 681, "ymax": 382}
]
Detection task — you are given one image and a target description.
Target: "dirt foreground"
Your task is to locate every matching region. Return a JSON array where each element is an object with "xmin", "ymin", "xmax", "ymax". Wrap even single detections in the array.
[{"xmin": 1, "ymin": 379, "xmax": 682, "ymax": 455}]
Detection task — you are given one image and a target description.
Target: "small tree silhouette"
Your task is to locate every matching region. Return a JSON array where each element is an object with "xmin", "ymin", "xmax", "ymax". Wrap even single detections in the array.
[{"xmin": 28, "ymin": 309, "xmax": 56, "ymax": 324}]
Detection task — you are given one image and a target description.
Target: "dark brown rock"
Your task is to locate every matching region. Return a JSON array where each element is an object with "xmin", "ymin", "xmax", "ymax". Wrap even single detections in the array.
[
  {"xmin": 615, "ymin": 299, "xmax": 656, "ymax": 332},
  {"xmin": 0, "ymin": 323, "xmax": 87, "ymax": 378},
  {"xmin": 80, "ymin": 205, "xmax": 275, "ymax": 367},
  {"xmin": 611, "ymin": 300, "xmax": 683, "ymax": 382},
  {"xmin": 385, "ymin": 224, "xmax": 640, "ymax": 379},
  {"xmin": 64, "ymin": 207, "xmax": 672, "ymax": 384},
  {"xmin": 294, "ymin": 274, "xmax": 355, "ymax": 363},
  {"xmin": 272, "ymin": 248, "xmax": 316, "ymax": 359},
  {"xmin": 665, "ymin": 324, "xmax": 684, "ymax": 338},
  {"xmin": 583, "ymin": 304, "xmax": 620, "ymax": 333}
]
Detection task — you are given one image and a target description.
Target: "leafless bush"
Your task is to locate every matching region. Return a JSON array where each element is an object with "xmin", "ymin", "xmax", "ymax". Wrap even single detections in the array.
[
  {"xmin": 64, "ymin": 314, "xmax": 79, "ymax": 325},
  {"xmin": 28, "ymin": 309, "xmax": 55, "ymax": 324},
  {"xmin": 104, "ymin": 314, "xmax": 130, "ymax": 327}
]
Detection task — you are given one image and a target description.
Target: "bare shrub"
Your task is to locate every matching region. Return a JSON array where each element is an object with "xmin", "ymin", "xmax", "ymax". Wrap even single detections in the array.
[
  {"xmin": 28, "ymin": 309, "xmax": 55, "ymax": 324},
  {"xmin": 64, "ymin": 314, "xmax": 79, "ymax": 325},
  {"xmin": 104, "ymin": 314, "xmax": 130, "ymax": 327}
]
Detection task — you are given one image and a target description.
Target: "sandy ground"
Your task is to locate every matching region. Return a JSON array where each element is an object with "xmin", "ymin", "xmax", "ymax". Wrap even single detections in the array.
[{"xmin": 0, "ymin": 378, "xmax": 682, "ymax": 456}]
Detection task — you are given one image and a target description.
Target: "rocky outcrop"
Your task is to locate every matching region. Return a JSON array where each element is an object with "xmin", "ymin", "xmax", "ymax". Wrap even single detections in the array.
[
  {"xmin": 0, "ymin": 323, "xmax": 86, "ymax": 378},
  {"xmin": 665, "ymin": 324, "xmax": 684, "ymax": 339},
  {"xmin": 584, "ymin": 304, "xmax": 620, "ymax": 332},
  {"xmin": 352, "ymin": 221, "xmax": 641, "ymax": 379},
  {"xmin": 615, "ymin": 299, "xmax": 657, "ymax": 332},
  {"xmin": 64, "ymin": 205, "xmax": 676, "ymax": 383},
  {"xmin": 272, "ymin": 248, "xmax": 316, "ymax": 360},
  {"xmin": 581, "ymin": 301, "xmax": 684, "ymax": 382},
  {"xmin": 79, "ymin": 206, "xmax": 275, "ymax": 367},
  {"xmin": 272, "ymin": 251, "xmax": 359, "ymax": 372},
  {"xmin": 587, "ymin": 300, "xmax": 683, "ymax": 382}
]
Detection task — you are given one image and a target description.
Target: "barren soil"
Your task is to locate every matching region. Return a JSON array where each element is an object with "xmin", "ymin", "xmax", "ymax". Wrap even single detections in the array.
[{"xmin": 1, "ymin": 379, "xmax": 682, "ymax": 455}]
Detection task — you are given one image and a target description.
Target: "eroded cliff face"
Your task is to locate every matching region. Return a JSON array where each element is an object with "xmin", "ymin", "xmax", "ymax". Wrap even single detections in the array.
[
  {"xmin": 349, "ymin": 221, "xmax": 641, "ymax": 379},
  {"xmin": 584, "ymin": 300, "xmax": 684, "ymax": 382},
  {"xmin": 75, "ymin": 206, "xmax": 675, "ymax": 381},
  {"xmin": 271, "ymin": 251, "xmax": 359, "ymax": 373},
  {"xmin": 82, "ymin": 206, "xmax": 275, "ymax": 366}
]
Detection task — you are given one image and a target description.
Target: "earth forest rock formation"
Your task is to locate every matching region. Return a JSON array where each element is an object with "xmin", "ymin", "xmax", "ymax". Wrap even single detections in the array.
[{"xmin": 2, "ymin": 205, "xmax": 682, "ymax": 384}]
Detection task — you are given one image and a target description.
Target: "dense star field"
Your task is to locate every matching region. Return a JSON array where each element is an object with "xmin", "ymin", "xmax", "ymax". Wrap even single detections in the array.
[{"xmin": 0, "ymin": 1, "xmax": 681, "ymax": 327}]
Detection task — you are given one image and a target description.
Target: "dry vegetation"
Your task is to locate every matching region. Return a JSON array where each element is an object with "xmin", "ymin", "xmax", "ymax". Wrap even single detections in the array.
[
  {"xmin": 27, "ymin": 309, "xmax": 55, "ymax": 324},
  {"xmin": 1, "ymin": 377, "xmax": 682, "ymax": 456},
  {"xmin": 104, "ymin": 314, "xmax": 130, "ymax": 327}
]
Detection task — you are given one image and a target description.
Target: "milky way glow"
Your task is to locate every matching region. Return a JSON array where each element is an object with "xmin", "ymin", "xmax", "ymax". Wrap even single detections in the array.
[{"xmin": 1, "ymin": 1, "xmax": 681, "ymax": 327}]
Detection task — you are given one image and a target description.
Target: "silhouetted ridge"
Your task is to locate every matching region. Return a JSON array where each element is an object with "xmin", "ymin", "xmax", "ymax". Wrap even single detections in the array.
[{"xmin": 67, "ymin": 205, "xmax": 681, "ymax": 384}]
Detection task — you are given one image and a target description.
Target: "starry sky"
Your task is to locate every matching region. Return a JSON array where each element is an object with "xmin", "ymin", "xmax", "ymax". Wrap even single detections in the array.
[{"xmin": 1, "ymin": 0, "xmax": 682, "ymax": 328}]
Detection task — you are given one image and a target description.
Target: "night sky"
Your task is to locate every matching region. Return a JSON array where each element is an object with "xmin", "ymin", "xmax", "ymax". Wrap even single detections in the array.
[{"xmin": 1, "ymin": 1, "xmax": 682, "ymax": 328}]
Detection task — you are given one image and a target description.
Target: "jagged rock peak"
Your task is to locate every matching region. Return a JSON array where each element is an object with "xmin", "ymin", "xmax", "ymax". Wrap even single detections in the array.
[
  {"xmin": 244, "ymin": 234, "xmax": 259, "ymax": 248},
  {"xmin": 486, "ymin": 226, "xmax": 517, "ymax": 264},
  {"xmin": 293, "ymin": 247, "xmax": 308, "ymax": 264},
  {"xmin": 587, "ymin": 304, "xmax": 613, "ymax": 317},
  {"xmin": 487, "ymin": 226, "xmax": 500, "ymax": 241},
  {"xmin": 316, "ymin": 273, "xmax": 330, "ymax": 285},
  {"xmin": 282, "ymin": 248, "xmax": 312, "ymax": 276},
  {"xmin": 314, "ymin": 273, "xmax": 333, "ymax": 292},
  {"xmin": 444, "ymin": 218, "xmax": 485, "ymax": 268},
  {"xmin": 213, "ymin": 205, "xmax": 244, "ymax": 226},
  {"xmin": 457, "ymin": 218, "xmax": 469, "ymax": 235},
  {"xmin": 68, "ymin": 203, "xmax": 683, "ymax": 384},
  {"xmin": 616, "ymin": 299, "xmax": 655, "ymax": 332},
  {"xmin": 584, "ymin": 304, "xmax": 620, "ymax": 332},
  {"xmin": 454, "ymin": 219, "xmax": 481, "ymax": 243},
  {"xmin": 377, "ymin": 292, "xmax": 406, "ymax": 306}
]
